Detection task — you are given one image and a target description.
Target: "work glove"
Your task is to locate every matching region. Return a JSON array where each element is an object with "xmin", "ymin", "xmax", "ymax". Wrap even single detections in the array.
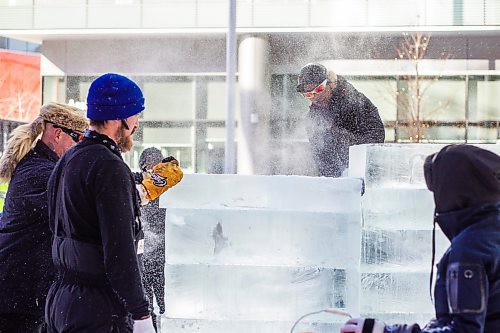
[
  {"xmin": 141, "ymin": 156, "xmax": 183, "ymax": 201},
  {"xmin": 340, "ymin": 318, "xmax": 385, "ymax": 333},
  {"xmin": 133, "ymin": 316, "xmax": 156, "ymax": 333}
]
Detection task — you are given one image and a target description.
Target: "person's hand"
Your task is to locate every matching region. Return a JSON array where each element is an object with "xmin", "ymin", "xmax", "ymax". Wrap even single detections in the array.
[
  {"xmin": 133, "ymin": 316, "xmax": 155, "ymax": 333},
  {"xmin": 340, "ymin": 318, "xmax": 385, "ymax": 333},
  {"xmin": 141, "ymin": 156, "xmax": 183, "ymax": 200}
]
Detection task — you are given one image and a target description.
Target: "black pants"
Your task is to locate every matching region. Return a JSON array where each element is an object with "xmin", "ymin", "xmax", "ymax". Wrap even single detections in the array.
[
  {"xmin": 0, "ymin": 313, "xmax": 46, "ymax": 333},
  {"xmin": 143, "ymin": 252, "xmax": 165, "ymax": 314},
  {"xmin": 45, "ymin": 280, "xmax": 133, "ymax": 333}
]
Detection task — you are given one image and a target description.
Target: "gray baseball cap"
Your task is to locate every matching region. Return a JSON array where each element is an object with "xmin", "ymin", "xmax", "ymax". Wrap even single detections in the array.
[{"xmin": 296, "ymin": 63, "xmax": 328, "ymax": 93}]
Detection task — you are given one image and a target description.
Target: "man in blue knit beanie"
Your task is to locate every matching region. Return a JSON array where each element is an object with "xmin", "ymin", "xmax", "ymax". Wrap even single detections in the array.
[{"xmin": 46, "ymin": 73, "xmax": 183, "ymax": 333}]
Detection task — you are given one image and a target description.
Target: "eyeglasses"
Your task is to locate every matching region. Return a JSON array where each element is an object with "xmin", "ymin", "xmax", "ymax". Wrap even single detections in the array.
[
  {"xmin": 302, "ymin": 79, "xmax": 328, "ymax": 100},
  {"xmin": 52, "ymin": 124, "xmax": 83, "ymax": 143}
]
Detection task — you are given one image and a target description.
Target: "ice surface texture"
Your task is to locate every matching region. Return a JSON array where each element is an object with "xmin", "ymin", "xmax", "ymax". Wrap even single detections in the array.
[{"xmin": 159, "ymin": 174, "xmax": 363, "ymax": 332}]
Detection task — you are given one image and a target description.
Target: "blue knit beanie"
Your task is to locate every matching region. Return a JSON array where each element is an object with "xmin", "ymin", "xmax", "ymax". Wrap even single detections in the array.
[{"xmin": 87, "ymin": 73, "xmax": 145, "ymax": 120}]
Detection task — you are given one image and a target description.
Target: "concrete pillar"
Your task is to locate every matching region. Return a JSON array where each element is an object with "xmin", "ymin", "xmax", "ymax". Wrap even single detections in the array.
[{"xmin": 237, "ymin": 36, "xmax": 271, "ymax": 174}]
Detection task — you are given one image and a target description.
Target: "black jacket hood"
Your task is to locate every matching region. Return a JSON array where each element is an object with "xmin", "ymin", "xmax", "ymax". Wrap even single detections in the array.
[{"xmin": 424, "ymin": 144, "xmax": 500, "ymax": 213}]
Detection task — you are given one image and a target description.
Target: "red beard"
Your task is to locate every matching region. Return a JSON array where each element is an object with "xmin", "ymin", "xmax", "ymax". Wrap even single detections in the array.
[{"xmin": 115, "ymin": 125, "xmax": 134, "ymax": 152}]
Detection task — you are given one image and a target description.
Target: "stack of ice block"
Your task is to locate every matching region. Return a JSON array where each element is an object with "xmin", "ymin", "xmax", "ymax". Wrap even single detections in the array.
[
  {"xmin": 159, "ymin": 174, "xmax": 363, "ymax": 333},
  {"xmin": 349, "ymin": 143, "xmax": 500, "ymax": 325}
]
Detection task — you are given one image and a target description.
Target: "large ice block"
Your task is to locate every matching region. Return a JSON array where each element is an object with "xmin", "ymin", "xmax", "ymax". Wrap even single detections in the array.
[
  {"xmin": 349, "ymin": 144, "xmax": 500, "ymax": 188},
  {"xmin": 159, "ymin": 174, "xmax": 363, "ymax": 332}
]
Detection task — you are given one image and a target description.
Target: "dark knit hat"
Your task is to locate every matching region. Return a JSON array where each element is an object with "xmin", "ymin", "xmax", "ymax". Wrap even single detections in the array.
[
  {"xmin": 296, "ymin": 63, "xmax": 328, "ymax": 93},
  {"xmin": 87, "ymin": 73, "xmax": 145, "ymax": 120},
  {"xmin": 139, "ymin": 147, "xmax": 163, "ymax": 170}
]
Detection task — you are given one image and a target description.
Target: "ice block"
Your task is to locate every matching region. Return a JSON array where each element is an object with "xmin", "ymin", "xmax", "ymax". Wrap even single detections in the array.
[{"xmin": 159, "ymin": 174, "xmax": 363, "ymax": 332}]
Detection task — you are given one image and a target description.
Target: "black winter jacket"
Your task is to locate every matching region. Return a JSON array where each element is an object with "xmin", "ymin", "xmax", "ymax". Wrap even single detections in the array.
[
  {"xmin": 306, "ymin": 75, "xmax": 385, "ymax": 177},
  {"xmin": 47, "ymin": 133, "xmax": 149, "ymax": 320},
  {"xmin": 0, "ymin": 141, "xmax": 58, "ymax": 316}
]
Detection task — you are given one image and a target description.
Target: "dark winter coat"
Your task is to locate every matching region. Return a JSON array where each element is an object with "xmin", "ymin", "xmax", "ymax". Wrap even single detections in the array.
[
  {"xmin": 0, "ymin": 141, "xmax": 58, "ymax": 317},
  {"xmin": 306, "ymin": 75, "xmax": 385, "ymax": 177},
  {"xmin": 45, "ymin": 132, "xmax": 149, "ymax": 332},
  {"xmin": 387, "ymin": 145, "xmax": 500, "ymax": 333}
]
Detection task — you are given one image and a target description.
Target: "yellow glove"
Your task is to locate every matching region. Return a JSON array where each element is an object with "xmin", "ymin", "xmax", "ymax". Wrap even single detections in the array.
[{"xmin": 141, "ymin": 158, "xmax": 183, "ymax": 201}]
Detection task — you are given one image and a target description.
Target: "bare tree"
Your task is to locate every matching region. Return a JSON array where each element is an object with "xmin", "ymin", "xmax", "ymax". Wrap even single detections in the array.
[{"xmin": 395, "ymin": 32, "xmax": 451, "ymax": 142}]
